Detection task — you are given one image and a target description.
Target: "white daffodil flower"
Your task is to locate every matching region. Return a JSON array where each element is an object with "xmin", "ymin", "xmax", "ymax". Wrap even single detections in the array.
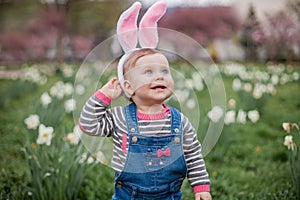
[
  {"xmin": 65, "ymin": 132, "xmax": 80, "ymax": 145},
  {"xmin": 64, "ymin": 98, "xmax": 76, "ymax": 113},
  {"xmin": 37, "ymin": 124, "xmax": 54, "ymax": 146},
  {"xmin": 224, "ymin": 110, "xmax": 236, "ymax": 125},
  {"xmin": 75, "ymin": 84, "xmax": 85, "ymax": 95},
  {"xmin": 237, "ymin": 109, "xmax": 247, "ymax": 124},
  {"xmin": 50, "ymin": 81, "xmax": 65, "ymax": 99},
  {"xmin": 283, "ymin": 135, "xmax": 295, "ymax": 151},
  {"xmin": 282, "ymin": 122, "xmax": 291, "ymax": 133},
  {"xmin": 24, "ymin": 114, "xmax": 40, "ymax": 130},
  {"xmin": 247, "ymin": 110, "xmax": 260, "ymax": 123},
  {"xmin": 208, "ymin": 106, "xmax": 224, "ymax": 123},
  {"xmin": 63, "ymin": 82, "xmax": 74, "ymax": 96},
  {"xmin": 40, "ymin": 92, "xmax": 52, "ymax": 108}
]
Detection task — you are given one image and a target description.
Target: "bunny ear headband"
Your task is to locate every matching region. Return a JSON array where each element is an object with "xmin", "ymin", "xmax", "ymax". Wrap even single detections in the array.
[{"xmin": 117, "ymin": 1, "xmax": 167, "ymax": 98}]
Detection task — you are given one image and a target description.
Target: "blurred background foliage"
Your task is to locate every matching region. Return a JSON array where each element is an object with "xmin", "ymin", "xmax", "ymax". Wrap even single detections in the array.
[
  {"xmin": 0, "ymin": 0, "xmax": 300, "ymax": 64},
  {"xmin": 0, "ymin": 0, "xmax": 126, "ymax": 63}
]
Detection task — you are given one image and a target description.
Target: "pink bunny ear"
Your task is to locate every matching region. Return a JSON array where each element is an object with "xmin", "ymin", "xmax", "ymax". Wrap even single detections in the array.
[
  {"xmin": 117, "ymin": 2, "xmax": 142, "ymax": 52},
  {"xmin": 138, "ymin": 0, "xmax": 167, "ymax": 48}
]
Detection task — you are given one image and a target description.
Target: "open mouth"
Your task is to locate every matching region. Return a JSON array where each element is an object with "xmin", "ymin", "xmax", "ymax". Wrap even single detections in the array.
[{"xmin": 151, "ymin": 85, "xmax": 167, "ymax": 90}]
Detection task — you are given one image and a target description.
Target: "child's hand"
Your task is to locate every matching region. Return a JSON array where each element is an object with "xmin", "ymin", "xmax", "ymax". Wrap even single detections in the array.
[
  {"xmin": 195, "ymin": 192, "xmax": 212, "ymax": 200},
  {"xmin": 100, "ymin": 77, "xmax": 122, "ymax": 100}
]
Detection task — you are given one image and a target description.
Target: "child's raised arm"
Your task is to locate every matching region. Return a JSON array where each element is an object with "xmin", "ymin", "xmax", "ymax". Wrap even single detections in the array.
[{"xmin": 78, "ymin": 77, "xmax": 121, "ymax": 136}]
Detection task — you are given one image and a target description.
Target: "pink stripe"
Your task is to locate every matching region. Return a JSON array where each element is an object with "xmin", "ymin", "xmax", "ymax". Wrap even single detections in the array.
[
  {"xmin": 122, "ymin": 133, "xmax": 128, "ymax": 153},
  {"xmin": 94, "ymin": 90, "xmax": 111, "ymax": 105},
  {"xmin": 193, "ymin": 184, "xmax": 210, "ymax": 193}
]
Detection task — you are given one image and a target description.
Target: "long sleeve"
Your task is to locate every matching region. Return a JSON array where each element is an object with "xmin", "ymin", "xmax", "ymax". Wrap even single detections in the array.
[
  {"xmin": 78, "ymin": 90, "xmax": 114, "ymax": 137},
  {"xmin": 182, "ymin": 115, "xmax": 210, "ymax": 193}
]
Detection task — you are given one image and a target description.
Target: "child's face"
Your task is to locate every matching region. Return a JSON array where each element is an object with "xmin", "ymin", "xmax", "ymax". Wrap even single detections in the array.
[{"xmin": 124, "ymin": 53, "xmax": 174, "ymax": 105}]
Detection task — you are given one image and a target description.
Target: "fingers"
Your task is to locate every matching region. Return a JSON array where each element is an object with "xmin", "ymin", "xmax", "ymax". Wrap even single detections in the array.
[
  {"xmin": 100, "ymin": 77, "xmax": 123, "ymax": 100},
  {"xmin": 110, "ymin": 77, "xmax": 121, "ymax": 91},
  {"xmin": 195, "ymin": 192, "xmax": 212, "ymax": 200},
  {"xmin": 109, "ymin": 77, "xmax": 122, "ymax": 99},
  {"xmin": 108, "ymin": 77, "xmax": 117, "ymax": 86},
  {"xmin": 110, "ymin": 77, "xmax": 118, "ymax": 83}
]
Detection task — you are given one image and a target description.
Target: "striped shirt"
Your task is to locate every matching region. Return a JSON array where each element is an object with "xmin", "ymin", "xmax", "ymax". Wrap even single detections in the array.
[{"xmin": 79, "ymin": 90, "xmax": 210, "ymax": 193}]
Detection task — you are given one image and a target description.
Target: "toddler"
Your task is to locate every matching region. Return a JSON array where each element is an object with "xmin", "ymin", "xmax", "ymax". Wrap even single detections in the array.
[{"xmin": 79, "ymin": 1, "xmax": 211, "ymax": 200}]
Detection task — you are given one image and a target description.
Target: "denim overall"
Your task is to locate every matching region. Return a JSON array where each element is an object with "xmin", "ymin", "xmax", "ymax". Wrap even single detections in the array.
[{"xmin": 112, "ymin": 103, "xmax": 187, "ymax": 200}]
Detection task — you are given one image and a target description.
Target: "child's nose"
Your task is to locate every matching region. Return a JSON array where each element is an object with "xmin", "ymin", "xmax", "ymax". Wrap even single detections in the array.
[{"xmin": 154, "ymin": 72, "xmax": 164, "ymax": 80}]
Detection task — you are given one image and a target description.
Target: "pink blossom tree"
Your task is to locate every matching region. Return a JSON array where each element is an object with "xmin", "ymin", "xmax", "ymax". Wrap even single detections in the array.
[
  {"xmin": 159, "ymin": 6, "xmax": 241, "ymax": 47},
  {"xmin": 264, "ymin": 12, "xmax": 300, "ymax": 61},
  {"xmin": 0, "ymin": 0, "xmax": 124, "ymax": 64}
]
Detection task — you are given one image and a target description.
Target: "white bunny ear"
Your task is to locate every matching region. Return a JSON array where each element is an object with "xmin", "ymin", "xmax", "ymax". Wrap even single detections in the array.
[
  {"xmin": 117, "ymin": 2, "xmax": 142, "ymax": 52},
  {"xmin": 138, "ymin": 0, "xmax": 167, "ymax": 48}
]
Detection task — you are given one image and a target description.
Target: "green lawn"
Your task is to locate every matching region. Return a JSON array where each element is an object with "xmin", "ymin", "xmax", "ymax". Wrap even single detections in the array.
[{"xmin": 0, "ymin": 62, "xmax": 299, "ymax": 199}]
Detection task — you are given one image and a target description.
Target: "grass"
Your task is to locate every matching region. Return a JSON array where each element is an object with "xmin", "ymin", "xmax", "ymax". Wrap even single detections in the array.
[
  {"xmin": 0, "ymin": 63, "xmax": 299, "ymax": 199},
  {"xmin": 205, "ymin": 81, "xmax": 300, "ymax": 199},
  {"xmin": 0, "ymin": 80, "xmax": 37, "ymax": 199}
]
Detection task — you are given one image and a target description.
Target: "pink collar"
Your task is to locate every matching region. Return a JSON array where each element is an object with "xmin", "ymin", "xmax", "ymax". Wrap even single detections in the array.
[{"xmin": 137, "ymin": 104, "xmax": 170, "ymax": 120}]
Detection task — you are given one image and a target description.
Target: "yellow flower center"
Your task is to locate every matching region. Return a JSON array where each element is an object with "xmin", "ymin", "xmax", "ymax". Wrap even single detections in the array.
[{"xmin": 43, "ymin": 133, "xmax": 49, "ymax": 138}]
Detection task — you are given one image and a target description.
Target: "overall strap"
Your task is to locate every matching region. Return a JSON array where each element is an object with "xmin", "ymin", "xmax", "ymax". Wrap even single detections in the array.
[
  {"xmin": 169, "ymin": 106, "xmax": 182, "ymax": 135},
  {"xmin": 124, "ymin": 103, "xmax": 139, "ymax": 135}
]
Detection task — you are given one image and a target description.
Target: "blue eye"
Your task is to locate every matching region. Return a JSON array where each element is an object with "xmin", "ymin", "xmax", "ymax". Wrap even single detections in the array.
[
  {"xmin": 162, "ymin": 69, "xmax": 169, "ymax": 74},
  {"xmin": 145, "ymin": 69, "xmax": 153, "ymax": 74}
]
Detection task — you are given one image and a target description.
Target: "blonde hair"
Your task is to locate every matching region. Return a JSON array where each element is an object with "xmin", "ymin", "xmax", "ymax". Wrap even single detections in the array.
[{"xmin": 123, "ymin": 48, "xmax": 162, "ymax": 76}]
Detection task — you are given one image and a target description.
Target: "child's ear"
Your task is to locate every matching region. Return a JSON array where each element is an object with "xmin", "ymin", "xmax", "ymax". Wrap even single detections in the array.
[{"xmin": 123, "ymin": 80, "xmax": 134, "ymax": 97}]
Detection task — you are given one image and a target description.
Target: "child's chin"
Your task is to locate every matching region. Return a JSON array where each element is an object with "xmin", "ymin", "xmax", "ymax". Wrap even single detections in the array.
[{"xmin": 153, "ymin": 94, "xmax": 171, "ymax": 102}]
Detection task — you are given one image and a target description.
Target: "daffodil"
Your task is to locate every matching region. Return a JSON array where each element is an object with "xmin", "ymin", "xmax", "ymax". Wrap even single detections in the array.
[
  {"xmin": 174, "ymin": 89, "xmax": 189, "ymax": 103},
  {"xmin": 61, "ymin": 64, "xmax": 74, "ymax": 78},
  {"xmin": 208, "ymin": 106, "xmax": 224, "ymax": 123},
  {"xmin": 63, "ymin": 82, "xmax": 74, "ymax": 96},
  {"xmin": 228, "ymin": 99, "xmax": 236, "ymax": 109},
  {"xmin": 79, "ymin": 153, "xmax": 88, "ymax": 164},
  {"xmin": 271, "ymin": 74, "xmax": 279, "ymax": 85},
  {"xmin": 87, "ymin": 156, "xmax": 95, "ymax": 164},
  {"xmin": 232, "ymin": 78, "xmax": 242, "ymax": 91},
  {"xmin": 75, "ymin": 84, "xmax": 85, "ymax": 95},
  {"xmin": 37, "ymin": 124, "xmax": 54, "ymax": 146},
  {"xmin": 236, "ymin": 109, "xmax": 247, "ymax": 124},
  {"xmin": 50, "ymin": 81, "xmax": 65, "ymax": 99},
  {"xmin": 252, "ymin": 87, "xmax": 263, "ymax": 99},
  {"xmin": 282, "ymin": 122, "xmax": 291, "ymax": 133},
  {"xmin": 224, "ymin": 110, "xmax": 235, "ymax": 125},
  {"xmin": 186, "ymin": 99, "xmax": 196, "ymax": 109},
  {"xmin": 40, "ymin": 92, "xmax": 52, "ymax": 108},
  {"xmin": 243, "ymin": 83, "xmax": 252, "ymax": 93},
  {"xmin": 65, "ymin": 132, "xmax": 80, "ymax": 145},
  {"xmin": 281, "ymin": 122, "xmax": 300, "ymax": 198},
  {"xmin": 191, "ymin": 72, "xmax": 204, "ymax": 91},
  {"xmin": 24, "ymin": 114, "xmax": 40, "ymax": 130},
  {"xmin": 247, "ymin": 110, "xmax": 260, "ymax": 123},
  {"xmin": 283, "ymin": 135, "xmax": 295, "ymax": 151},
  {"xmin": 64, "ymin": 98, "xmax": 76, "ymax": 113},
  {"xmin": 292, "ymin": 72, "xmax": 299, "ymax": 81},
  {"xmin": 282, "ymin": 122, "xmax": 299, "ymax": 133}
]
